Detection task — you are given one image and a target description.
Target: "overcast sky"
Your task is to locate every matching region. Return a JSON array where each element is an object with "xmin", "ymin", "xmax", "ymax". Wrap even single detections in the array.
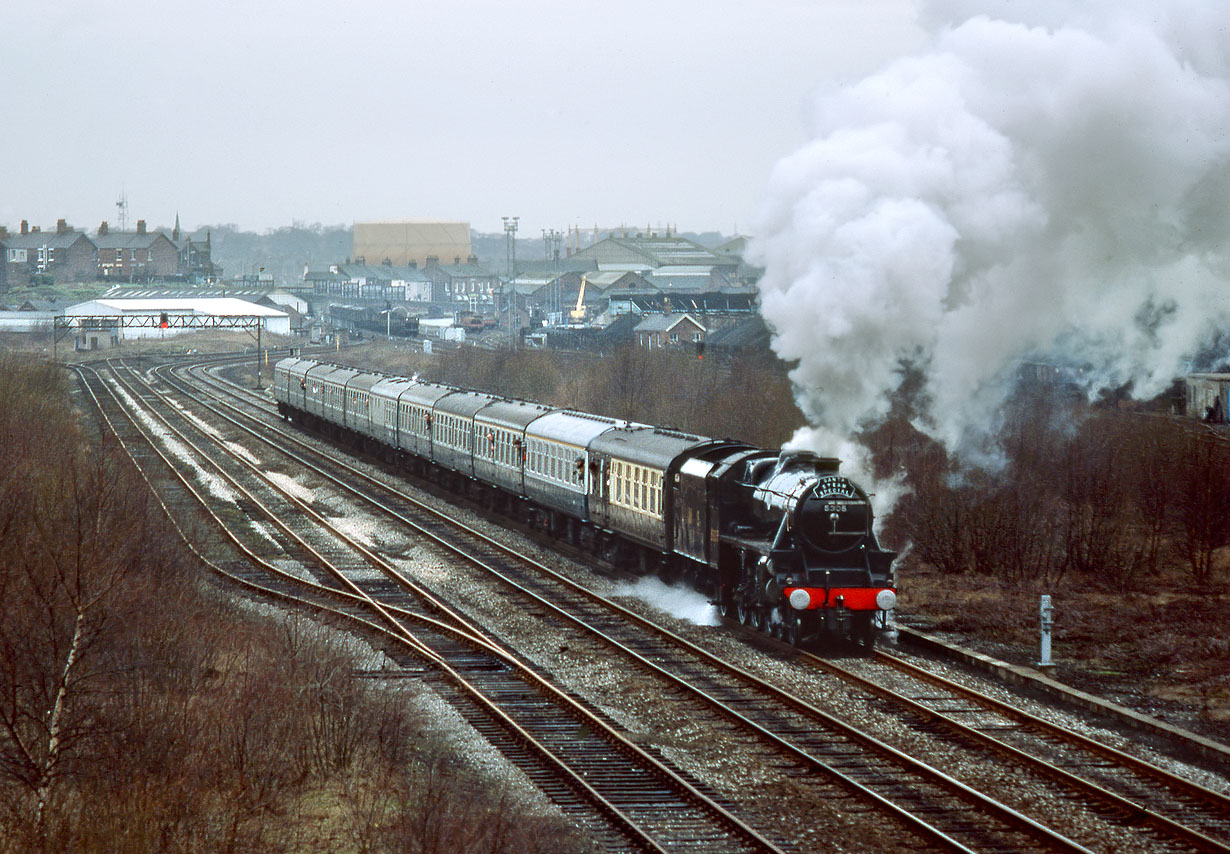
[{"xmin": 1, "ymin": 0, "xmax": 923, "ymax": 237}]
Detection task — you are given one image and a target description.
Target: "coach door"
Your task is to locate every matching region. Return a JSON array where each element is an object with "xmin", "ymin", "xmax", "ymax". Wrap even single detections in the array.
[{"xmin": 588, "ymin": 455, "xmax": 608, "ymax": 527}]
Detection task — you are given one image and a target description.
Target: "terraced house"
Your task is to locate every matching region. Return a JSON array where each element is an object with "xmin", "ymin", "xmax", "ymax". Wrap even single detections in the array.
[
  {"xmin": 94, "ymin": 219, "xmax": 179, "ymax": 280},
  {"xmin": 1, "ymin": 216, "xmax": 220, "ymax": 285},
  {"xmin": 2, "ymin": 219, "xmax": 97, "ymax": 284}
]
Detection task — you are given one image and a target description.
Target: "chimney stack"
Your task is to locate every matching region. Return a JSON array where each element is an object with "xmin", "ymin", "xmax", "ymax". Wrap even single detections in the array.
[
  {"xmin": 136, "ymin": 219, "xmax": 147, "ymax": 234},
  {"xmin": 56, "ymin": 218, "xmax": 68, "ymax": 234},
  {"xmin": 99, "ymin": 221, "xmax": 109, "ymax": 235},
  {"xmin": 20, "ymin": 219, "xmax": 29, "ymax": 235}
]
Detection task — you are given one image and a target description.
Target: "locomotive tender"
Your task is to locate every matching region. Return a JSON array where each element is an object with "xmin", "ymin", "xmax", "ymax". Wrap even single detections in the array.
[{"xmin": 273, "ymin": 357, "xmax": 897, "ymax": 647}]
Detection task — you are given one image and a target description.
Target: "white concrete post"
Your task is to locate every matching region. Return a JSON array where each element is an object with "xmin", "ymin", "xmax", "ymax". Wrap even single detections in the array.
[{"xmin": 1037, "ymin": 594, "xmax": 1055, "ymax": 670}]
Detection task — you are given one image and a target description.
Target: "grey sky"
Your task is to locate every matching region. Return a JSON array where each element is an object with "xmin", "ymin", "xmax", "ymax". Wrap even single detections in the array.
[{"xmin": 1, "ymin": 0, "xmax": 923, "ymax": 237}]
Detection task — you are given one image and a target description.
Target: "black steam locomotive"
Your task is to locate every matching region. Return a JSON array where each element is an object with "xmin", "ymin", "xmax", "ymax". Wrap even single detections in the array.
[{"xmin": 274, "ymin": 357, "xmax": 897, "ymax": 648}]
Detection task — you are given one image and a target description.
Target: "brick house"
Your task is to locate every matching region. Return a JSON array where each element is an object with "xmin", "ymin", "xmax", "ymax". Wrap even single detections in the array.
[
  {"xmin": 171, "ymin": 215, "xmax": 222, "ymax": 283},
  {"xmin": 2, "ymin": 219, "xmax": 98, "ymax": 285},
  {"xmin": 424, "ymin": 255, "xmax": 499, "ymax": 306},
  {"xmin": 95, "ymin": 219, "xmax": 179, "ymax": 281},
  {"xmin": 633, "ymin": 313, "xmax": 706, "ymax": 350}
]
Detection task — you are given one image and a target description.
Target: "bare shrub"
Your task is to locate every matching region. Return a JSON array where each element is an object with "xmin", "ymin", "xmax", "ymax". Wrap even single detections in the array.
[
  {"xmin": 1056, "ymin": 418, "xmax": 1135, "ymax": 583},
  {"xmin": 1175, "ymin": 432, "xmax": 1230, "ymax": 586},
  {"xmin": 1, "ymin": 355, "xmax": 596, "ymax": 852},
  {"xmin": 344, "ymin": 748, "xmax": 592, "ymax": 854}
]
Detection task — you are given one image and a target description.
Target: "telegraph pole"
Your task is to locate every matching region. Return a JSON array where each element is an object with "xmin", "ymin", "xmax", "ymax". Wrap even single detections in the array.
[{"xmin": 503, "ymin": 216, "xmax": 518, "ymax": 349}]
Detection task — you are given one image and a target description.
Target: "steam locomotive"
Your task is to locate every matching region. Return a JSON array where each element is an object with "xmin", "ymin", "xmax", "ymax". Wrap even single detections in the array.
[{"xmin": 273, "ymin": 357, "xmax": 897, "ymax": 648}]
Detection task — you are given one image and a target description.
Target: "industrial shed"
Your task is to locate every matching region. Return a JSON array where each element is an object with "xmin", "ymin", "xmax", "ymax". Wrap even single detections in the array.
[
  {"xmin": 1186, "ymin": 373, "xmax": 1230, "ymax": 421},
  {"xmin": 63, "ymin": 297, "xmax": 290, "ymax": 341}
]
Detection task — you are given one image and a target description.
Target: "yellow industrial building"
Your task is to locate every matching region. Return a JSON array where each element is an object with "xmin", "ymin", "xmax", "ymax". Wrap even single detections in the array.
[{"xmin": 352, "ymin": 220, "xmax": 471, "ymax": 267}]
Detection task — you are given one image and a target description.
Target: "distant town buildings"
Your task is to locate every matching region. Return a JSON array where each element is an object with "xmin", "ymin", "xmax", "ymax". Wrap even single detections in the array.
[
  {"xmin": 0, "ymin": 216, "xmax": 221, "ymax": 287},
  {"xmin": 301, "ymin": 227, "xmax": 763, "ymax": 356}
]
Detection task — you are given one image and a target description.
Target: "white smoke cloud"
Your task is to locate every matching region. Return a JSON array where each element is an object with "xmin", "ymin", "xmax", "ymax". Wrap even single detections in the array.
[{"xmin": 752, "ymin": 0, "xmax": 1230, "ymax": 467}]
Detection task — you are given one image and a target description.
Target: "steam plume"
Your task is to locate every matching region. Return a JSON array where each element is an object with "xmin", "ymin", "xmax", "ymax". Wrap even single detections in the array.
[{"xmin": 752, "ymin": 1, "xmax": 1230, "ymax": 470}]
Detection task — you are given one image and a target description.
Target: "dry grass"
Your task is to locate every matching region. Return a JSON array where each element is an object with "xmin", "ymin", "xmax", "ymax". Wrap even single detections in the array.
[{"xmin": 899, "ymin": 562, "xmax": 1230, "ymax": 729}]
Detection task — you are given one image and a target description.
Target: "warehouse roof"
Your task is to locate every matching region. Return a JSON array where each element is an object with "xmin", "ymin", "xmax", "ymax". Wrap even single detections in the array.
[{"xmin": 65, "ymin": 298, "xmax": 287, "ymax": 318}]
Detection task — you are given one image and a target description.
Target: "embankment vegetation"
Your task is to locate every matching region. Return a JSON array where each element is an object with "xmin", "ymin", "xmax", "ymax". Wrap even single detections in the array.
[{"xmin": 0, "ymin": 353, "xmax": 587, "ymax": 853}]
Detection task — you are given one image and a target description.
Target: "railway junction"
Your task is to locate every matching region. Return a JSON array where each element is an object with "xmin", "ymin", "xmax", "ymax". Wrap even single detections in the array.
[{"xmin": 55, "ymin": 349, "xmax": 1230, "ymax": 852}]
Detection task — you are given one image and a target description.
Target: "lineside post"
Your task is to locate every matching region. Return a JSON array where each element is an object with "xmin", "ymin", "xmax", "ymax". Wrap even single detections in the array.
[
  {"xmin": 1037, "ymin": 594, "xmax": 1055, "ymax": 671},
  {"xmin": 255, "ymin": 322, "xmax": 262, "ymax": 389}
]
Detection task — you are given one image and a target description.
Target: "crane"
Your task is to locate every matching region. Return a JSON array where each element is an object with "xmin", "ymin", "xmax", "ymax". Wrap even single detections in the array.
[{"xmin": 570, "ymin": 275, "xmax": 588, "ymax": 322}]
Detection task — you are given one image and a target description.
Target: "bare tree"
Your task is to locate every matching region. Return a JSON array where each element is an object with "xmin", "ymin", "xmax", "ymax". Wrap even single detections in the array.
[{"xmin": 0, "ymin": 445, "xmax": 147, "ymax": 846}]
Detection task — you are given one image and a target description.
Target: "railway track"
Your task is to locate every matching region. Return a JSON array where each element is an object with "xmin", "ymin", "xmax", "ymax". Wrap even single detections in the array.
[
  {"xmin": 183, "ymin": 359, "xmax": 1230, "ymax": 850},
  {"xmin": 818, "ymin": 649, "xmax": 1230, "ymax": 849},
  {"xmin": 160, "ymin": 360, "xmax": 1096, "ymax": 851},
  {"xmin": 73, "ymin": 353, "xmax": 1230, "ymax": 852},
  {"xmin": 77, "ymin": 360, "xmax": 783, "ymax": 854},
  {"xmin": 186, "ymin": 355, "xmax": 1230, "ymax": 850}
]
